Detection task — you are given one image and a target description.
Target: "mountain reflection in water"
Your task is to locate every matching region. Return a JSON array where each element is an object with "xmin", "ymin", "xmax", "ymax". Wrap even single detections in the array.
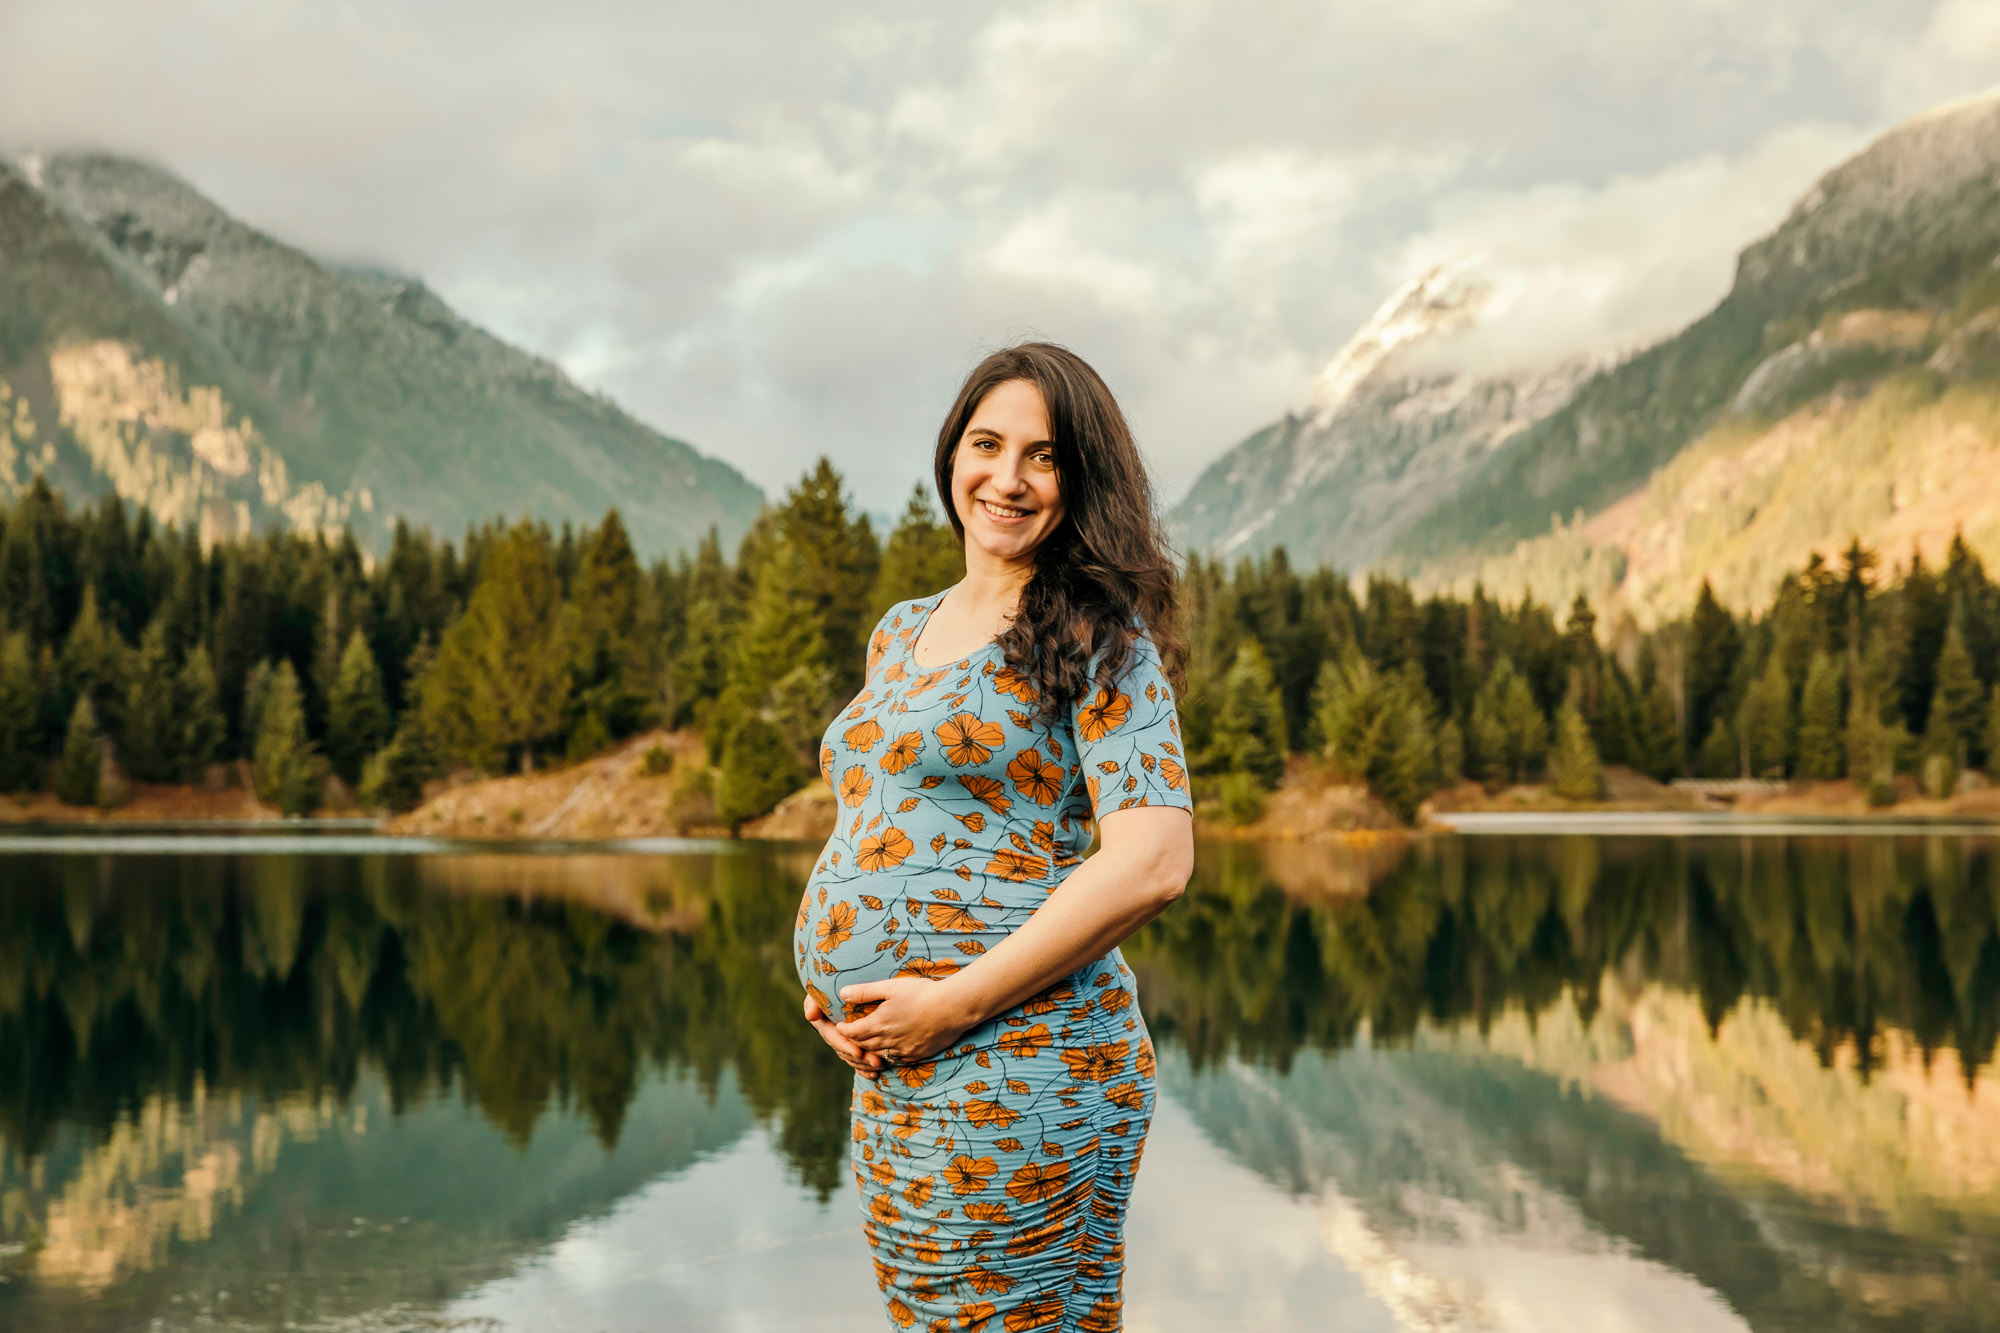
[{"xmin": 0, "ymin": 834, "xmax": 1995, "ymax": 1331}]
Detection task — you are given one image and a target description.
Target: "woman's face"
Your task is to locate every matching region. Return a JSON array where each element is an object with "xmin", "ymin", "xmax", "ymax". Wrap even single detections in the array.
[{"xmin": 949, "ymin": 377, "xmax": 1066, "ymax": 568}]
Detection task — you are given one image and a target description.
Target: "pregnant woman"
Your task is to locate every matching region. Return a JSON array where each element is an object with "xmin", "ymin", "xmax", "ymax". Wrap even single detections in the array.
[{"xmin": 794, "ymin": 342, "xmax": 1195, "ymax": 1331}]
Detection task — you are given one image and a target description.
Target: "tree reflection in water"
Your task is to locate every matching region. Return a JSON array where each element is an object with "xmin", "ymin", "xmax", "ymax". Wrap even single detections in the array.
[{"xmin": 0, "ymin": 835, "xmax": 1996, "ymax": 1326}]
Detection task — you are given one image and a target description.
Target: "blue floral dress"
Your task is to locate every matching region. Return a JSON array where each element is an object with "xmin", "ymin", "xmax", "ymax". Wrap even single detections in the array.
[{"xmin": 793, "ymin": 589, "xmax": 1193, "ymax": 1331}]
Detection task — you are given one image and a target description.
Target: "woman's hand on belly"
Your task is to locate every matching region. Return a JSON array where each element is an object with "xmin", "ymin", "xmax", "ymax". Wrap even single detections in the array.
[
  {"xmin": 833, "ymin": 977, "xmax": 982, "ymax": 1067},
  {"xmin": 803, "ymin": 994, "xmax": 886, "ymax": 1079}
]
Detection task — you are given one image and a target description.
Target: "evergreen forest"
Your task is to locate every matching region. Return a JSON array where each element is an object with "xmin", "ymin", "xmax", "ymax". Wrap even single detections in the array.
[{"xmin": 4, "ymin": 463, "xmax": 2000, "ymax": 824}]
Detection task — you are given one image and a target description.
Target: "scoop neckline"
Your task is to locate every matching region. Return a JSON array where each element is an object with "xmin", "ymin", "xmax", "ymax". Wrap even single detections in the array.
[{"xmin": 906, "ymin": 587, "xmax": 1007, "ymax": 672}]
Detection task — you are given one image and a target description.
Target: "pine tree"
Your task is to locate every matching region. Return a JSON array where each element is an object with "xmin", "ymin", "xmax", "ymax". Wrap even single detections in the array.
[
  {"xmin": 359, "ymin": 716, "xmax": 442, "ymax": 813},
  {"xmin": 253, "ymin": 660, "xmax": 320, "ymax": 816},
  {"xmin": 774, "ymin": 458, "xmax": 880, "ymax": 697},
  {"xmin": 722, "ymin": 536, "xmax": 828, "ymax": 751},
  {"xmin": 1737, "ymin": 653, "xmax": 1792, "ymax": 779},
  {"xmin": 569, "ymin": 509, "xmax": 652, "ymax": 741},
  {"xmin": 716, "ymin": 713, "xmax": 805, "ymax": 825},
  {"xmin": 1637, "ymin": 669, "xmax": 1683, "ymax": 781},
  {"xmin": 871, "ymin": 481, "xmax": 963, "ymax": 616},
  {"xmin": 1685, "ymin": 580, "xmax": 1738, "ymax": 764},
  {"xmin": 60, "ymin": 586, "xmax": 125, "ymax": 720},
  {"xmin": 1309, "ymin": 650, "xmax": 1386, "ymax": 781},
  {"xmin": 1696, "ymin": 717, "xmax": 1740, "ymax": 779},
  {"xmin": 117, "ymin": 620, "xmax": 182, "ymax": 783},
  {"xmin": 1375, "ymin": 669, "xmax": 1438, "ymax": 822},
  {"xmin": 1986, "ymin": 684, "xmax": 2000, "ymax": 777},
  {"xmin": 1550, "ymin": 695, "xmax": 1603, "ymax": 801},
  {"xmin": 327, "ymin": 630, "xmax": 391, "ymax": 784},
  {"xmin": 1796, "ymin": 650, "xmax": 1845, "ymax": 780},
  {"xmin": 420, "ymin": 522, "xmax": 573, "ymax": 772},
  {"xmin": 1199, "ymin": 640, "xmax": 1288, "ymax": 788},
  {"xmin": 175, "ymin": 645, "xmax": 225, "ymax": 779},
  {"xmin": 1471, "ymin": 657, "xmax": 1548, "ymax": 784},
  {"xmin": 0, "ymin": 632, "xmax": 42, "ymax": 792},
  {"xmin": 1928, "ymin": 616, "xmax": 1983, "ymax": 768},
  {"xmin": 56, "ymin": 696, "xmax": 102, "ymax": 807}
]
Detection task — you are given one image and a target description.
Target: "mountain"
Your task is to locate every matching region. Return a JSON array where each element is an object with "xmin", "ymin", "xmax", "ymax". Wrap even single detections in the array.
[
  {"xmin": 1170, "ymin": 266, "xmax": 1602, "ymax": 571},
  {"xmin": 1395, "ymin": 88, "xmax": 2000, "ymax": 620},
  {"xmin": 0, "ymin": 152, "xmax": 762, "ymax": 556},
  {"xmin": 1179, "ymin": 87, "xmax": 2000, "ymax": 623}
]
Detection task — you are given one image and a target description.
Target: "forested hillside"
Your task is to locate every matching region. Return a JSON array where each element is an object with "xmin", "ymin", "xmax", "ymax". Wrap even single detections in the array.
[{"xmin": 5, "ymin": 464, "xmax": 1998, "ymax": 826}]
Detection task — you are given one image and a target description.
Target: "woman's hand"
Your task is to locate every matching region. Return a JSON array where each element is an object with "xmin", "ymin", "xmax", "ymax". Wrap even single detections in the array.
[
  {"xmin": 833, "ymin": 977, "xmax": 979, "ymax": 1067},
  {"xmin": 803, "ymin": 994, "xmax": 884, "ymax": 1079}
]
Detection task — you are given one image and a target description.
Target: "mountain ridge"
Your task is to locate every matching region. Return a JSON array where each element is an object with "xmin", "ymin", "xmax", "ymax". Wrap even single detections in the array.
[{"xmin": 0, "ymin": 152, "xmax": 763, "ymax": 556}]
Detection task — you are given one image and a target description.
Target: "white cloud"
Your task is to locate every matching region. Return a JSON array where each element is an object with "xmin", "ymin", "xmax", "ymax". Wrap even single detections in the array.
[
  {"xmin": 1388, "ymin": 123, "xmax": 1870, "ymax": 377},
  {"xmin": 1, "ymin": 0, "xmax": 1991, "ymax": 506}
]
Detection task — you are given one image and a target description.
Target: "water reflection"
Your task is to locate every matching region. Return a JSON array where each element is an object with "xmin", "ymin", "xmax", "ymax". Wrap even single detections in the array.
[{"xmin": 0, "ymin": 834, "xmax": 1995, "ymax": 1330}]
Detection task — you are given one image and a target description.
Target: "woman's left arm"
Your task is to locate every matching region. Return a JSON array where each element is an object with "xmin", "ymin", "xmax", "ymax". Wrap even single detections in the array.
[{"xmin": 833, "ymin": 804, "xmax": 1192, "ymax": 1065}]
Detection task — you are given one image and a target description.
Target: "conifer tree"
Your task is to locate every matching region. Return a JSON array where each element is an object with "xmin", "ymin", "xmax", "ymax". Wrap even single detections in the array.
[
  {"xmin": 61, "ymin": 587, "xmax": 125, "ymax": 720},
  {"xmin": 253, "ymin": 660, "xmax": 320, "ymax": 816},
  {"xmin": 718, "ymin": 536, "xmax": 827, "ymax": 761},
  {"xmin": 0, "ymin": 632, "xmax": 42, "ymax": 792},
  {"xmin": 1550, "ymin": 695, "xmax": 1603, "ymax": 801},
  {"xmin": 1200, "ymin": 640, "xmax": 1287, "ymax": 788},
  {"xmin": 175, "ymin": 645, "xmax": 226, "ymax": 779},
  {"xmin": 1927, "ymin": 616, "xmax": 1984, "ymax": 769},
  {"xmin": 1737, "ymin": 653, "xmax": 1792, "ymax": 778},
  {"xmin": 420, "ymin": 522, "xmax": 572, "ymax": 771},
  {"xmin": 716, "ymin": 713, "xmax": 805, "ymax": 826},
  {"xmin": 1796, "ymin": 650, "xmax": 1845, "ymax": 780},
  {"xmin": 1986, "ymin": 684, "xmax": 2000, "ymax": 778},
  {"xmin": 117, "ymin": 621, "xmax": 183, "ymax": 782},
  {"xmin": 774, "ymin": 458, "xmax": 880, "ymax": 698},
  {"xmin": 1637, "ymin": 670, "xmax": 1683, "ymax": 781},
  {"xmin": 871, "ymin": 482, "xmax": 964, "ymax": 616},
  {"xmin": 327, "ymin": 630, "xmax": 391, "ymax": 784},
  {"xmin": 56, "ymin": 696, "xmax": 102, "ymax": 807},
  {"xmin": 1375, "ymin": 668, "xmax": 1438, "ymax": 822},
  {"xmin": 1685, "ymin": 581, "xmax": 1739, "ymax": 764},
  {"xmin": 1695, "ymin": 717, "xmax": 1741, "ymax": 779},
  {"xmin": 1471, "ymin": 657, "xmax": 1548, "ymax": 784},
  {"xmin": 569, "ymin": 509, "xmax": 652, "ymax": 741}
]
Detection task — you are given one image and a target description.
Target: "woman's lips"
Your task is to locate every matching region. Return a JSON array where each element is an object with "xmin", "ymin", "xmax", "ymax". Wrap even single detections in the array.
[{"xmin": 979, "ymin": 498, "xmax": 1032, "ymax": 523}]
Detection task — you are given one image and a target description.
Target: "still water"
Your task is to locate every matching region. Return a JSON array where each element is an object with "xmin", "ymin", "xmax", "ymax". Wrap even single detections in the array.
[{"xmin": 0, "ymin": 831, "xmax": 1996, "ymax": 1332}]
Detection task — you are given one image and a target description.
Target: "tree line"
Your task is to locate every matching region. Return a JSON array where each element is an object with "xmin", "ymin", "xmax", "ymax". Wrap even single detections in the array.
[{"xmin": 3, "ymin": 465, "xmax": 1999, "ymax": 821}]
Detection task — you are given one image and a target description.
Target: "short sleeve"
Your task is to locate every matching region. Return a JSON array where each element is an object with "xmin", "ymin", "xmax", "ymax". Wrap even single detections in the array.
[
  {"xmin": 1069, "ymin": 628, "xmax": 1194, "ymax": 820},
  {"xmin": 863, "ymin": 599, "xmax": 913, "ymax": 680}
]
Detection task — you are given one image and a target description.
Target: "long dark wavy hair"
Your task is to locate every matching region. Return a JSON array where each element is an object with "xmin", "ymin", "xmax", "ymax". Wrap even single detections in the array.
[{"xmin": 932, "ymin": 342, "xmax": 1184, "ymax": 727}]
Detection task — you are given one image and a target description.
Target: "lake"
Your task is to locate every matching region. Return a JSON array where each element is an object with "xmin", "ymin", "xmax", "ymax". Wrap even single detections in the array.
[{"xmin": 1, "ymin": 828, "xmax": 1996, "ymax": 1332}]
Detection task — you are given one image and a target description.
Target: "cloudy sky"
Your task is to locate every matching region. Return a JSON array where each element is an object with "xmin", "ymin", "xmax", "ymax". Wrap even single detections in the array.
[{"xmin": 5, "ymin": 1, "xmax": 1998, "ymax": 511}]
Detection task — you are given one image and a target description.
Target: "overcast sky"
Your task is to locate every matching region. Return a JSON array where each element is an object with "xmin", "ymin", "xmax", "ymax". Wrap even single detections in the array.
[{"xmin": 4, "ymin": 1, "xmax": 1998, "ymax": 511}]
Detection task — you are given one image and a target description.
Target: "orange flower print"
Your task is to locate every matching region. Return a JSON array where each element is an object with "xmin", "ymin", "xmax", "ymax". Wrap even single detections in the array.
[
  {"xmin": 958, "ymin": 774, "xmax": 1013, "ymax": 813},
  {"xmin": 857, "ymin": 826, "xmax": 915, "ymax": 871},
  {"xmin": 1059, "ymin": 1040, "xmax": 1130, "ymax": 1082},
  {"xmin": 986, "ymin": 848, "xmax": 1050, "ymax": 882},
  {"xmin": 1078, "ymin": 1297, "xmax": 1123, "ymax": 1332},
  {"xmin": 965, "ymin": 1097, "xmax": 1022, "ymax": 1129},
  {"xmin": 895, "ymin": 1060, "xmax": 937, "ymax": 1090},
  {"xmin": 1107, "ymin": 1083, "xmax": 1149, "ymax": 1116},
  {"xmin": 1076, "ymin": 688, "xmax": 1131, "ymax": 741},
  {"xmin": 819, "ymin": 744, "xmax": 834, "ymax": 785},
  {"xmin": 898, "ymin": 956, "xmax": 962, "ymax": 978},
  {"xmin": 992, "ymin": 666, "xmax": 1038, "ymax": 702},
  {"xmin": 956, "ymin": 1300, "xmax": 998, "ymax": 1330},
  {"xmin": 870, "ymin": 1192, "xmax": 902, "ymax": 1226},
  {"xmin": 815, "ymin": 900, "xmax": 856, "ymax": 953},
  {"xmin": 945, "ymin": 1154, "xmax": 999, "ymax": 1194},
  {"xmin": 881, "ymin": 730, "xmax": 923, "ymax": 773},
  {"xmin": 887, "ymin": 1296, "xmax": 916, "ymax": 1329},
  {"xmin": 1161, "ymin": 755, "xmax": 1188, "ymax": 790},
  {"xmin": 996, "ymin": 1023, "xmax": 1053, "ymax": 1058},
  {"xmin": 1004, "ymin": 1159, "xmax": 1071, "ymax": 1205},
  {"xmin": 937, "ymin": 712, "xmax": 1005, "ymax": 765},
  {"xmin": 1005, "ymin": 749, "xmax": 1064, "ymax": 805},
  {"xmin": 844, "ymin": 718, "xmax": 885, "ymax": 751},
  {"xmin": 1136, "ymin": 1036, "xmax": 1157, "ymax": 1078},
  {"xmin": 924, "ymin": 902, "xmax": 989, "ymax": 932},
  {"xmin": 880, "ymin": 659, "xmax": 908, "ymax": 683},
  {"xmin": 839, "ymin": 765, "xmax": 873, "ymax": 807}
]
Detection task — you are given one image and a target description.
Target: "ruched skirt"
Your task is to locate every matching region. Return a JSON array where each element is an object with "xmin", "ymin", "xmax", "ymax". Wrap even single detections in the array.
[{"xmin": 847, "ymin": 950, "xmax": 1157, "ymax": 1331}]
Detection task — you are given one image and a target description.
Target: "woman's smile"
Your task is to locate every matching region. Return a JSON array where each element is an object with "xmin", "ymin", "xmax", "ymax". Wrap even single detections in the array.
[{"xmin": 977, "ymin": 498, "xmax": 1033, "ymax": 523}]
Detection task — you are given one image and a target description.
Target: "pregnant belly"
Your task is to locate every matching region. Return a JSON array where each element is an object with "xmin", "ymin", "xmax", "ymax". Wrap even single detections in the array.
[{"xmin": 794, "ymin": 874, "xmax": 1036, "ymax": 1024}]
